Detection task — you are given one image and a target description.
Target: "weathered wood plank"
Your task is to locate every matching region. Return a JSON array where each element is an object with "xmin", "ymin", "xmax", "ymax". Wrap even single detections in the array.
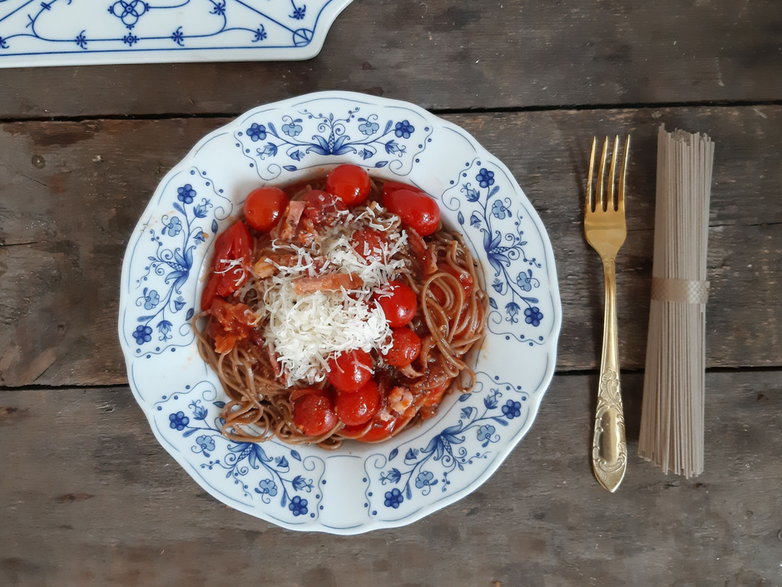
[
  {"xmin": 1, "ymin": 371, "xmax": 780, "ymax": 585},
  {"xmin": 0, "ymin": 0, "xmax": 780, "ymax": 118},
  {"xmin": 0, "ymin": 106, "xmax": 780, "ymax": 387}
]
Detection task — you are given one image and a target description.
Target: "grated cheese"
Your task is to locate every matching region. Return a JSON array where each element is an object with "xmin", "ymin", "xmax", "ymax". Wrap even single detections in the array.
[
  {"xmin": 263, "ymin": 287, "xmax": 391, "ymax": 384},
  {"xmin": 255, "ymin": 204, "xmax": 409, "ymax": 385}
]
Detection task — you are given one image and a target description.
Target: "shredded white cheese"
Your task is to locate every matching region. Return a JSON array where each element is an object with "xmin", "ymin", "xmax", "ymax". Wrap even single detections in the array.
[
  {"xmin": 264, "ymin": 287, "xmax": 391, "ymax": 384},
  {"xmin": 255, "ymin": 204, "xmax": 408, "ymax": 385},
  {"xmin": 321, "ymin": 234, "xmax": 407, "ymax": 289}
]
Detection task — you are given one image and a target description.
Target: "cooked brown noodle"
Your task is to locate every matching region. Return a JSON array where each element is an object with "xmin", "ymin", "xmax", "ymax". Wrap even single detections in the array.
[{"xmin": 197, "ymin": 178, "xmax": 487, "ymax": 448}]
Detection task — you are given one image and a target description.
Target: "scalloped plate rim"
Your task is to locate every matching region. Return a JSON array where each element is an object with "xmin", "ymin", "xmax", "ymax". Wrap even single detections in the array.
[{"xmin": 118, "ymin": 90, "xmax": 562, "ymax": 534}]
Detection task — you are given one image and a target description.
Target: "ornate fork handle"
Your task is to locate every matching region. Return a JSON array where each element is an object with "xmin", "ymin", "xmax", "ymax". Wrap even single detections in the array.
[{"xmin": 591, "ymin": 255, "xmax": 627, "ymax": 492}]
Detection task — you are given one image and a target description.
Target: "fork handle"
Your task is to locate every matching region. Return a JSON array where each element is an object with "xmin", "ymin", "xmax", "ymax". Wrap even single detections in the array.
[{"xmin": 592, "ymin": 256, "xmax": 627, "ymax": 492}]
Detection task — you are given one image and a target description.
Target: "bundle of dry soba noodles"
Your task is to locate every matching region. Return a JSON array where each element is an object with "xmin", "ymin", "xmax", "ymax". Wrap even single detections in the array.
[{"xmin": 638, "ymin": 125, "xmax": 715, "ymax": 478}]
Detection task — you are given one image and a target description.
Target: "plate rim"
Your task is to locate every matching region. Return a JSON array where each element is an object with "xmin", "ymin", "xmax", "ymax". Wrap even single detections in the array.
[{"xmin": 118, "ymin": 90, "xmax": 562, "ymax": 534}]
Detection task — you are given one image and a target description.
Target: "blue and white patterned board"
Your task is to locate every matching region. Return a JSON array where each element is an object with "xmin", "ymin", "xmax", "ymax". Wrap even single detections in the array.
[
  {"xmin": 118, "ymin": 91, "xmax": 562, "ymax": 534},
  {"xmin": 0, "ymin": 0, "xmax": 352, "ymax": 68}
]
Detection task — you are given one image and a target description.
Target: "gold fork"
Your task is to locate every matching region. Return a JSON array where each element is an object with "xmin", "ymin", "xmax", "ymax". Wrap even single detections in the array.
[{"xmin": 584, "ymin": 135, "xmax": 630, "ymax": 493}]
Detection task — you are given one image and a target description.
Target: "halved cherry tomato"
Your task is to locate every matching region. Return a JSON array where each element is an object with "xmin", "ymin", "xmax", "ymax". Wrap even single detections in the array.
[
  {"xmin": 415, "ymin": 365, "xmax": 453, "ymax": 417},
  {"xmin": 430, "ymin": 262, "xmax": 475, "ymax": 305},
  {"xmin": 325, "ymin": 164, "xmax": 370, "ymax": 207},
  {"xmin": 383, "ymin": 327, "xmax": 422, "ymax": 367},
  {"xmin": 381, "ymin": 188, "xmax": 440, "ymax": 236},
  {"xmin": 208, "ymin": 298, "xmax": 254, "ymax": 353},
  {"xmin": 201, "ymin": 220, "xmax": 252, "ymax": 310},
  {"xmin": 351, "ymin": 228, "xmax": 386, "ymax": 262},
  {"xmin": 349, "ymin": 403, "xmax": 418, "ymax": 443},
  {"xmin": 292, "ymin": 388, "xmax": 338, "ymax": 436},
  {"xmin": 442, "ymin": 262, "xmax": 474, "ymax": 294},
  {"xmin": 243, "ymin": 187, "xmax": 289, "ymax": 232},
  {"xmin": 407, "ymin": 227, "xmax": 437, "ymax": 275},
  {"xmin": 423, "ymin": 379, "xmax": 451, "ymax": 407},
  {"xmin": 327, "ymin": 349, "xmax": 374, "ymax": 393},
  {"xmin": 200, "ymin": 271, "xmax": 220, "ymax": 312},
  {"xmin": 302, "ymin": 189, "xmax": 342, "ymax": 224},
  {"xmin": 375, "ymin": 280, "xmax": 417, "ymax": 328},
  {"xmin": 335, "ymin": 379, "xmax": 380, "ymax": 426}
]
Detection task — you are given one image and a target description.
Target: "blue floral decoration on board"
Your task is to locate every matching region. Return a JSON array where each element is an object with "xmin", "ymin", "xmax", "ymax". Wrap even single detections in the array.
[
  {"xmin": 0, "ymin": 0, "xmax": 342, "ymax": 60},
  {"xmin": 130, "ymin": 167, "xmax": 231, "ymax": 357},
  {"xmin": 235, "ymin": 106, "xmax": 434, "ymax": 180},
  {"xmin": 154, "ymin": 381, "xmax": 325, "ymax": 518},
  {"xmin": 444, "ymin": 160, "xmax": 546, "ymax": 346},
  {"xmin": 366, "ymin": 373, "xmax": 528, "ymax": 513}
]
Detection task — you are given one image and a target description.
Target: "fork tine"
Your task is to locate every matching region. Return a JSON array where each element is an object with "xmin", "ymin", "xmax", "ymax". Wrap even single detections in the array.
[
  {"xmin": 586, "ymin": 136, "xmax": 597, "ymax": 212},
  {"xmin": 597, "ymin": 137, "xmax": 608, "ymax": 211},
  {"xmin": 618, "ymin": 135, "xmax": 630, "ymax": 212},
  {"xmin": 608, "ymin": 135, "xmax": 619, "ymax": 211}
]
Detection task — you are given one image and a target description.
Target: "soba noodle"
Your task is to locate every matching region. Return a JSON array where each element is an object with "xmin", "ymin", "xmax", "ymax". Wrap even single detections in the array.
[{"xmin": 197, "ymin": 177, "xmax": 487, "ymax": 448}]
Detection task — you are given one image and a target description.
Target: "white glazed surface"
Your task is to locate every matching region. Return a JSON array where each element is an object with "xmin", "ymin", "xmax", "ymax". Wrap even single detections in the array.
[
  {"xmin": 118, "ymin": 91, "xmax": 562, "ymax": 534},
  {"xmin": 0, "ymin": 0, "xmax": 353, "ymax": 67}
]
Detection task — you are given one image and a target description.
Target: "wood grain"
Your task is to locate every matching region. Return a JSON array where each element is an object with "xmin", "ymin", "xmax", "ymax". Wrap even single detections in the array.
[
  {"xmin": 1, "ymin": 106, "xmax": 780, "ymax": 387},
  {"xmin": 0, "ymin": 0, "xmax": 780, "ymax": 118},
  {"xmin": 1, "ymin": 371, "xmax": 779, "ymax": 586},
  {"xmin": 2, "ymin": 2, "xmax": 779, "ymax": 584}
]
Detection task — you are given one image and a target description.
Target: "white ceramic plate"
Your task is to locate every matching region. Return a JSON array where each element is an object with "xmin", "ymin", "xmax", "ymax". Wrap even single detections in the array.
[
  {"xmin": 0, "ymin": 0, "xmax": 352, "ymax": 68},
  {"xmin": 118, "ymin": 91, "xmax": 561, "ymax": 534}
]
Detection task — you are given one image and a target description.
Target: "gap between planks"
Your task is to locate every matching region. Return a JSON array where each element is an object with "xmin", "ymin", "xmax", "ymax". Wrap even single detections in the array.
[{"xmin": 1, "ymin": 99, "xmax": 782, "ymax": 125}]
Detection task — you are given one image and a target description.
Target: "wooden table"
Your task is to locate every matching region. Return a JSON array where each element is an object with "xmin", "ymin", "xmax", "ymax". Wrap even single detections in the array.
[{"xmin": 2, "ymin": 1, "xmax": 780, "ymax": 585}]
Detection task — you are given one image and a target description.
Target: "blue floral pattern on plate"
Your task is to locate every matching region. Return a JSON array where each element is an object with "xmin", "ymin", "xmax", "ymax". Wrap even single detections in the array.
[
  {"xmin": 127, "ymin": 166, "xmax": 231, "ymax": 357},
  {"xmin": 442, "ymin": 159, "xmax": 547, "ymax": 346},
  {"xmin": 153, "ymin": 381, "xmax": 325, "ymax": 520},
  {"xmin": 365, "ymin": 373, "xmax": 529, "ymax": 516},
  {"xmin": 235, "ymin": 105, "xmax": 434, "ymax": 181},
  {"xmin": 119, "ymin": 91, "xmax": 561, "ymax": 534},
  {"xmin": 0, "ymin": 0, "xmax": 353, "ymax": 68}
]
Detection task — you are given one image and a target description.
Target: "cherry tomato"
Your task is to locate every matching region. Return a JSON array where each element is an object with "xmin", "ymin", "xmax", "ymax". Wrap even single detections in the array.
[
  {"xmin": 201, "ymin": 271, "xmax": 220, "ymax": 312},
  {"xmin": 424, "ymin": 379, "xmax": 451, "ymax": 406},
  {"xmin": 201, "ymin": 220, "xmax": 252, "ymax": 310},
  {"xmin": 351, "ymin": 228, "xmax": 387, "ymax": 262},
  {"xmin": 442, "ymin": 262, "xmax": 474, "ymax": 294},
  {"xmin": 416, "ymin": 366, "xmax": 453, "ymax": 418},
  {"xmin": 292, "ymin": 388, "xmax": 338, "ymax": 436},
  {"xmin": 349, "ymin": 403, "xmax": 418, "ymax": 443},
  {"xmin": 335, "ymin": 379, "xmax": 380, "ymax": 426},
  {"xmin": 243, "ymin": 187, "xmax": 289, "ymax": 232},
  {"xmin": 376, "ymin": 281, "xmax": 417, "ymax": 327},
  {"xmin": 302, "ymin": 189, "xmax": 342, "ymax": 224},
  {"xmin": 381, "ymin": 180, "xmax": 419, "ymax": 200},
  {"xmin": 430, "ymin": 262, "xmax": 475, "ymax": 305},
  {"xmin": 327, "ymin": 349, "xmax": 374, "ymax": 393},
  {"xmin": 383, "ymin": 327, "xmax": 422, "ymax": 367},
  {"xmin": 325, "ymin": 164, "xmax": 371, "ymax": 207},
  {"xmin": 407, "ymin": 227, "xmax": 437, "ymax": 275},
  {"xmin": 381, "ymin": 188, "xmax": 441, "ymax": 236}
]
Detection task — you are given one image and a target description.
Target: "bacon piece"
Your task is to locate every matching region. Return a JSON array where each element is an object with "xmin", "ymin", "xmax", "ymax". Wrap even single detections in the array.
[
  {"xmin": 407, "ymin": 228, "xmax": 437, "ymax": 275},
  {"xmin": 252, "ymin": 259, "xmax": 276, "ymax": 278},
  {"xmin": 208, "ymin": 298, "xmax": 254, "ymax": 353},
  {"xmin": 295, "ymin": 216, "xmax": 319, "ymax": 247},
  {"xmin": 267, "ymin": 345, "xmax": 284, "ymax": 380},
  {"xmin": 252, "ymin": 253, "xmax": 297, "ymax": 277},
  {"xmin": 292, "ymin": 272, "xmax": 364, "ymax": 295},
  {"xmin": 272, "ymin": 200, "xmax": 306, "ymax": 241}
]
